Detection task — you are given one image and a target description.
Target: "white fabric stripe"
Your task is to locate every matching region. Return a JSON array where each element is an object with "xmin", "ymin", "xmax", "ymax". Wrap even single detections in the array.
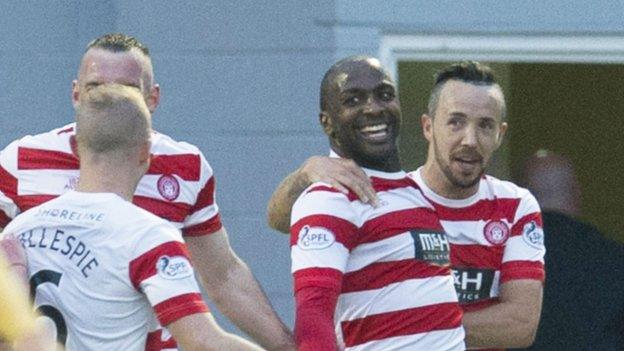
[
  {"xmin": 18, "ymin": 169, "xmax": 79, "ymax": 195},
  {"xmin": 514, "ymin": 195, "xmax": 541, "ymax": 222},
  {"xmin": 502, "ymin": 235, "xmax": 545, "ymax": 263},
  {"xmin": 135, "ymin": 174, "xmax": 199, "ymax": 204},
  {"xmin": 291, "ymin": 242, "xmax": 349, "ymax": 273},
  {"xmin": 441, "ymin": 219, "xmax": 506, "ymax": 246},
  {"xmin": 291, "ymin": 187, "xmax": 361, "ymax": 225},
  {"xmin": 337, "ymin": 275, "xmax": 458, "ymax": 321},
  {"xmin": 183, "ymin": 203, "xmax": 219, "ymax": 227},
  {"xmin": 0, "ymin": 191, "xmax": 19, "ymax": 219},
  {"xmin": 364, "ymin": 186, "xmax": 435, "ymax": 221},
  {"xmin": 345, "ymin": 232, "xmax": 414, "ymax": 272},
  {"xmin": 490, "ymin": 270, "xmax": 501, "ymax": 297},
  {"xmin": 345, "ymin": 327, "xmax": 465, "ymax": 351},
  {"xmin": 141, "ymin": 270, "xmax": 202, "ymax": 305}
]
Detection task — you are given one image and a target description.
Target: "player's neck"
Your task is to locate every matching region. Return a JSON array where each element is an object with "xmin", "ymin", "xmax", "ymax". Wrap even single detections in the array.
[
  {"xmin": 421, "ymin": 160, "xmax": 479, "ymax": 200},
  {"xmin": 76, "ymin": 163, "xmax": 139, "ymax": 202}
]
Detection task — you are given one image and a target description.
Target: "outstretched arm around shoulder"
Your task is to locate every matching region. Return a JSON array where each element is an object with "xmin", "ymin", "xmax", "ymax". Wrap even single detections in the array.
[{"xmin": 267, "ymin": 156, "xmax": 376, "ymax": 233}]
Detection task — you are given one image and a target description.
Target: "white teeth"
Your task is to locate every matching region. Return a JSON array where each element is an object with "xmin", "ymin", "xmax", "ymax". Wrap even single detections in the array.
[{"xmin": 361, "ymin": 124, "xmax": 387, "ymax": 133}]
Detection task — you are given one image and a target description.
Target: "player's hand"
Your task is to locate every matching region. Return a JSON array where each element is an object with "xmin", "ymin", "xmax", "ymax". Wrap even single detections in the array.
[{"xmin": 299, "ymin": 156, "xmax": 379, "ymax": 206}]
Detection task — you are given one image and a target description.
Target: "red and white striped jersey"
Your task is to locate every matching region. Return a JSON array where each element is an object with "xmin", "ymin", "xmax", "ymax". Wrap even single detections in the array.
[
  {"xmin": 291, "ymin": 167, "xmax": 465, "ymax": 351},
  {"xmin": 409, "ymin": 167, "xmax": 546, "ymax": 312},
  {"xmin": 0, "ymin": 123, "xmax": 221, "ymax": 236},
  {"xmin": 1, "ymin": 191, "xmax": 208, "ymax": 351}
]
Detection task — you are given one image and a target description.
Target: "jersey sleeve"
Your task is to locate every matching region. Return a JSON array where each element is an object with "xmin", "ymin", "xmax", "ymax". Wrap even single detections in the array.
[
  {"xmin": 290, "ymin": 184, "xmax": 360, "ymax": 292},
  {"xmin": 181, "ymin": 153, "xmax": 222, "ymax": 237},
  {"xmin": 501, "ymin": 191, "xmax": 546, "ymax": 284},
  {"xmin": 128, "ymin": 227, "xmax": 208, "ymax": 326},
  {"xmin": 290, "ymin": 185, "xmax": 358, "ymax": 350},
  {"xmin": 0, "ymin": 141, "xmax": 21, "ymax": 227}
]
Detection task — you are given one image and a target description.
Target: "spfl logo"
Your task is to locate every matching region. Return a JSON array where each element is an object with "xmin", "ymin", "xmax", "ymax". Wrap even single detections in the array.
[
  {"xmin": 156, "ymin": 255, "xmax": 193, "ymax": 280},
  {"xmin": 297, "ymin": 225, "xmax": 335, "ymax": 250},
  {"xmin": 522, "ymin": 221, "xmax": 544, "ymax": 249}
]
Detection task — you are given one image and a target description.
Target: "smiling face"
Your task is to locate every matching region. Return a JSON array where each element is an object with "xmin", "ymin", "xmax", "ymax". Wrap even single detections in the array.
[
  {"xmin": 321, "ymin": 58, "xmax": 402, "ymax": 171},
  {"xmin": 422, "ymin": 79, "xmax": 507, "ymax": 197}
]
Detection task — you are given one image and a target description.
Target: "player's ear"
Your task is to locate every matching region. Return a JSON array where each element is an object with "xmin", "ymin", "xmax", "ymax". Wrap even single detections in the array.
[
  {"xmin": 496, "ymin": 122, "xmax": 508, "ymax": 148},
  {"xmin": 421, "ymin": 114, "xmax": 433, "ymax": 142},
  {"xmin": 71, "ymin": 79, "xmax": 80, "ymax": 110},
  {"xmin": 320, "ymin": 112, "xmax": 334, "ymax": 137},
  {"xmin": 139, "ymin": 139, "xmax": 151, "ymax": 168},
  {"xmin": 146, "ymin": 84, "xmax": 160, "ymax": 114}
]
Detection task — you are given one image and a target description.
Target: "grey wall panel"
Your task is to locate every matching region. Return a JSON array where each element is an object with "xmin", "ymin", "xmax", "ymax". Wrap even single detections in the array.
[
  {"xmin": 335, "ymin": 0, "xmax": 624, "ymax": 33},
  {"xmin": 151, "ymin": 53, "xmax": 334, "ymax": 133},
  {"xmin": 0, "ymin": 54, "xmax": 76, "ymax": 144},
  {"xmin": 115, "ymin": 0, "xmax": 335, "ymax": 51}
]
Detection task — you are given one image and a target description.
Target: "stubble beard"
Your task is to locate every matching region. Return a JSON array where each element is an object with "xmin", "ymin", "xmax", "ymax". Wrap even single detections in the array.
[{"xmin": 433, "ymin": 137, "xmax": 484, "ymax": 190}]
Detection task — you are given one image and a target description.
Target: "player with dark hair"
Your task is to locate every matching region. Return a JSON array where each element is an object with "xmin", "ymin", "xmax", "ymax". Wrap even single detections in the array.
[
  {"xmin": 268, "ymin": 60, "xmax": 544, "ymax": 350},
  {"xmin": 0, "ymin": 33, "xmax": 294, "ymax": 351},
  {"xmin": 290, "ymin": 56, "xmax": 465, "ymax": 350}
]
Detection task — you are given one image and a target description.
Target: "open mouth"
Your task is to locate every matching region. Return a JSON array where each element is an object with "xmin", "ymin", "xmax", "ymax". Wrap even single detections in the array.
[
  {"xmin": 453, "ymin": 157, "xmax": 482, "ymax": 172},
  {"xmin": 359, "ymin": 123, "xmax": 389, "ymax": 141}
]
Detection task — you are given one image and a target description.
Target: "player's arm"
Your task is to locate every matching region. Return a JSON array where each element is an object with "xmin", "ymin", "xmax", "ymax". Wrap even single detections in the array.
[
  {"xmin": 186, "ymin": 229, "xmax": 295, "ymax": 351},
  {"xmin": 463, "ymin": 279, "xmax": 543, "ymax": 349},
  {"xmin": 465, "ymin": 196, "xmax": 545, "ymax": 349},
  {"xmin": 267, "ymin": 156, "xmax": 376, "ymax": 233},
  {"xmin": 167, "ymin": 312, "xmax": 264, "ymax": 351}
]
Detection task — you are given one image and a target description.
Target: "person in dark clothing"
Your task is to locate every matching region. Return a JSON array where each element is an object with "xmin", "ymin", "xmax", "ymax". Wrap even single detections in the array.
[{"xmin": 516, "ymin": 150, "xmax": 624, "ymax": 351}]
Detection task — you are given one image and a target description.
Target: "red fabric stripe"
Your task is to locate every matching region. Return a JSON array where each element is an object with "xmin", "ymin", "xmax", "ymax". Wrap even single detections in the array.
[
  {"xmin": 511, "ymin": 212, "xmax": 543, "ymax": 236},
  {"xmin": 18, "ymin": 195, "xmax": 58, "ymax": 211},
  {"xmin": 340, "ymin": 302, "xmax": 463, "ymax": 347},
  {"xmin": 188, "ymin": 177, "xmax": 215, "ymax": 214},
  {"xmin": 359, "ymin": 207, "xmax": 442, "ymax": 244},
  {"xmin": 132, "ymin": 195, "xmax": 190, "ymax": 223},
  {"xmin": 291, "ymin": 214, "xmax": 359, "ymax": 251},
  {"xmin": 147, "ymin": 154, "xmax": 200, "ymax": 181},
  {"xmin": 17, "ymin": 147, "xmax": 79, "ymax": 170},
  {"xmin": 432, "ymin": 198, "xmax": 521, "ymax": 222},
  {"xmin": 293, "ymin": 267, "xmax": 343, "ymax": 292},
  {"xmin": 450, "ymin": 244, "xmax": 504, "ymax": 270},
  {"xmin": 342, "ymin": 259, "xmax": 450, "ymax": 293},
  {"xmin": 128, "ymin": 241, "xmax": 190, "ymax": 290},
  {"xmin": 145, "ymin": 329, "xmax": 178, "ymax": 351},
  {"xmin": 152, "ymin": 292, "xmax": 209, "ymax": 326},
  {"xmin": 0, "ymin": 165, "xmax": 18, "ymax": 201},
  {"xmin": 500, "ymin": 260, "xmax": 545, "ymax": 283},
  {"xmin": 181, "ymin": 214, "xmax": 222, "ymax": 237},
  {"xmin": 0, "ymin": 211, "xmax": 11, "ymax": 227}
]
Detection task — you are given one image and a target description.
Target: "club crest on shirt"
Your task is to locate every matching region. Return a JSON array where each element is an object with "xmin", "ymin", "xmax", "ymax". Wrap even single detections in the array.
[
  {"xmin": 297, "ymin": 225, "xmax": 335, "ymax": 250},
  {"xmin": 483, "ymin": 220, "xmax": 510, "ymax": 245},
  {"xmin": 157, "ymin": 175, "xmax": 180, "ymax": 201},
  {"xmin": 156, "ymin": 255, "xmax": 193, "ymax": 280},
  {"xmin": 522, "ymin": 221, "xmax": 544, "ymax": 249}
]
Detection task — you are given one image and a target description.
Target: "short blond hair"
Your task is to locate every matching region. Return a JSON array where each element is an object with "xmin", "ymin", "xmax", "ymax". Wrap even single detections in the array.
[{"xmin": 76, "ymin": 84, "xmax": 151, "ymax": 154}]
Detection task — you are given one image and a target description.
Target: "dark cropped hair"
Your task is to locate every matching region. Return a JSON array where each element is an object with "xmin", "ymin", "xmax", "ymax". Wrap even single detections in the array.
[
  {"xmin": 428, "ymin": 61, "xmax": 505, "ymax": 118},
  {"xmin": 320, "ymin": 55, "xmax": 385, "ymax": 111},
  {"xmin": 85, "ymin": 33, "xmax": 150, "ymax": 57}
]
